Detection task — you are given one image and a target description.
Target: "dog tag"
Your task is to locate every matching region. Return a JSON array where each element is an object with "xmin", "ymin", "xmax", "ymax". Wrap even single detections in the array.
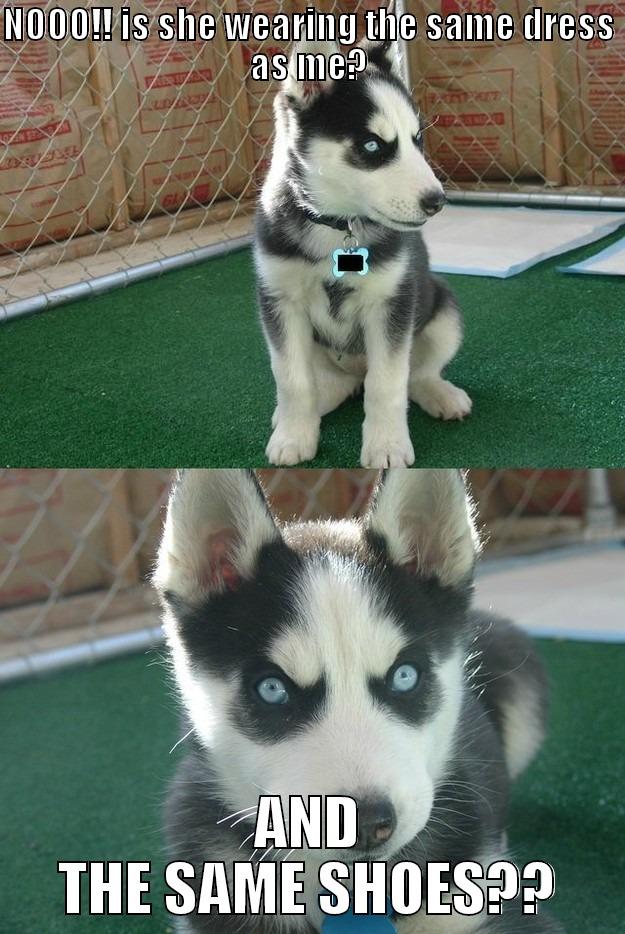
[
  {"xmin": 322, "ymin": 916, "xmax": 395, "ymax": 932},
  {"xmin": 332, "ymin": 247, "xmax": 369, "ymax": 278},
  {"xmin": 321, "ymin": 897, "xmax": 395, "ymax": 932}
]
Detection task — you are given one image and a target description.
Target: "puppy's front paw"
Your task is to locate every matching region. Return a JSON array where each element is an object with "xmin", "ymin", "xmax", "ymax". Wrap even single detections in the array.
[
  {"xmin": 360, "ymin": 423, "xmax": 415, "ymax": 468},
  {"xmin": 266, "ymin": 418, "xmax": 320, "ymax": 465},
  {"xmin": 410, "ymin": 378, "xmax": 472, "ymax": 421}
]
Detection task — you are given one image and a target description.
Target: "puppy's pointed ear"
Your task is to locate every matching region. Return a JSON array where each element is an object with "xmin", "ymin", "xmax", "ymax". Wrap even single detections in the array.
[
  {"xmin": 154, "ymin": 470, "xmax": 280, "ymax": 604},
  {"xmin": 358, "ymin": 38, "xmax": 401, "ymax": 78},
  {"xmin": 365, "ymin": 469, "xmax": 480, "ymax": 587},
  {"xmin": 283, "ymin": 39, "xmax": 340, "ymax": 106}
]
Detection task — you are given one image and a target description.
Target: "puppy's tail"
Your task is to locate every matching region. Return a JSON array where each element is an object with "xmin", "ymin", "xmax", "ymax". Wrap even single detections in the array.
[{"xmin": 468, "ymin": 612, "xmax": 550, "ymax": 781}]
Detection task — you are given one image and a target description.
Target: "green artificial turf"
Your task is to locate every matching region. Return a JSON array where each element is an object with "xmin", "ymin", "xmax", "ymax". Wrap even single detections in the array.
[
  {"xmin": 3, "ymin": 226, "xmax": 625, "ymax": 467},
  {"xmin": 1, "ymin": 639, "xmax": 623, "ymax": 932}
]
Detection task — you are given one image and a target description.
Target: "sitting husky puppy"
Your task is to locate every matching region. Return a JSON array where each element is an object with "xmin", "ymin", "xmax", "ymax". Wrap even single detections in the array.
[
  {"xmin": 255, "ymin": 40, "xmax": 472, "ymax": 467},
  {"xmin": 155, "ymin": 469, "xmax": 561, "ymax": 933}
]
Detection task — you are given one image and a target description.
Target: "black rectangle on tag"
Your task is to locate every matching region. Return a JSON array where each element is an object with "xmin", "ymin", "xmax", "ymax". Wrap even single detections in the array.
[{"xmin": 337, "ymin": 252, "xmax": 364, "ymax": 272}]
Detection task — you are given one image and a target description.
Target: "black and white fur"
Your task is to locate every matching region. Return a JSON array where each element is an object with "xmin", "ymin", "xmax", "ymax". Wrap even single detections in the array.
[
  {"xmin": 155, "ymin": 469, "xmax": 562, "ymax": 933},
  {"xmin": 255, "ymin": 40, "xmax": 472, "ymax": 467}
]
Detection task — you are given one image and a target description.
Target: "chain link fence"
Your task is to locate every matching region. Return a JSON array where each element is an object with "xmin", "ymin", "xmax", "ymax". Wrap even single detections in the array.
[
  {"xmin": 1, "ymin": 468, "xmax": 623, "ymax": 682},
  {"xmin": 1, "ymin": 0, "xmax": 624, "ymax": 316},
  {"xmin": 407, "ymin": 0, "xmax": 625, "ymax": 197}
]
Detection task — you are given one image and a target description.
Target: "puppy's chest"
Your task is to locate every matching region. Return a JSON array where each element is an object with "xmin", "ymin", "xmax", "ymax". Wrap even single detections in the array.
[{"xmin": 277, "ymin": 255, "xmax": 408, "ymax": 348}]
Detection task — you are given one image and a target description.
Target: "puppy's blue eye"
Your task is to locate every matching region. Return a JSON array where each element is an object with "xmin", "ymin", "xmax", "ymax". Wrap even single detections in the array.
[
  {"xmin": 362, "ymin": 139, "xmax": 380, "ymax": 153},
  {"xmin": 390, "ymin": 663, "xmax": 419, "ymax": 693},
  {"xmin": 256, "ymin": 676, "xmax": 289, "ymax": 705}
]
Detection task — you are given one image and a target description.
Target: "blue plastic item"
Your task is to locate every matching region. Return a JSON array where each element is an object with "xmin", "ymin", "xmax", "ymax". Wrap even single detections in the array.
[
  {"xmin": 321, "ymin": 898, "xmax": 395, "ymax": 932},
  {"xmin": 332, "ymin": 247, "xmax": 369, "ymax": 278}
]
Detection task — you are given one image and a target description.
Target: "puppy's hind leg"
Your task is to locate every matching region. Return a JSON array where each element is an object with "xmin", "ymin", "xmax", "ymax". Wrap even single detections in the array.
[{"xmin": 409, "ymin": 301, "xmax": 472, "ymax": 421}]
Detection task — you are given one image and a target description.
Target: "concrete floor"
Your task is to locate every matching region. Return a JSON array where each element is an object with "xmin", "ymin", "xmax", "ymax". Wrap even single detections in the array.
[{"xmin": 476, "ymin": 542, "xmax": 625, "ymax": 642}]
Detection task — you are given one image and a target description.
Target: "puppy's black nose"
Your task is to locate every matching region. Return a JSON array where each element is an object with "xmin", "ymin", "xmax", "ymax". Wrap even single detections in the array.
[
  {"xmin": 356, "ymin": 798, "xmax": 396, "ymax": 851},
  {"xmin": 420, "ymin": 190, "xmax": 447, "ymax": 216}
]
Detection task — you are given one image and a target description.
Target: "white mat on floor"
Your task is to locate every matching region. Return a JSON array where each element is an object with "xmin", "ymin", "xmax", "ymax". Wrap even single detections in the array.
[
  {"xmin": 423, "ymin": 205, "xmax": 625, "ymax": 278},
  {"xmin": 475, "ymin": 545, "xmax": 625, "ymax": 643},
  {"xmin": 559, "ymin": 235, "xmax": 625, "ymax": 277}
]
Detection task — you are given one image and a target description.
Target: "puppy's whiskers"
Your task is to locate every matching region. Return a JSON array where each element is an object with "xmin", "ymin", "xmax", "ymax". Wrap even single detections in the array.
[
  {"xmin": 169, "ymin": 727, "xmax": 194, "ymax": 755},
  {"xmin": 231, "ymin": 808, "xmax": 258, "ymax": 828},
  {"xmin": 216, "ymin": 804, "xmax": 258, "ymax": 826},
  {"xmin": 257, "ymin": 845, "xmax": 275, "ymax": 863}
]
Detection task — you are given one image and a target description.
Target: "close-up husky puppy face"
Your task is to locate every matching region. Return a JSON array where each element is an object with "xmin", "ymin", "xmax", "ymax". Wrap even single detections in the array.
[
  {"xmin": 274, "ymin": 39, "xmax": 446, "ymax": 229},
  {"xmin": 155, "ymin": 470, "xmax": 479, "ymax": 862}
]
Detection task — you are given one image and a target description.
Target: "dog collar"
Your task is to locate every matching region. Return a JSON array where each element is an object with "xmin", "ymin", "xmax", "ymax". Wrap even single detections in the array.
[
  {"xmin": 301, "ymin": 210, "xmax": 371, "ymax": 278},
  {"xmin": 303, "ymin": 209, "xmax": 356, "ymax": 233}
]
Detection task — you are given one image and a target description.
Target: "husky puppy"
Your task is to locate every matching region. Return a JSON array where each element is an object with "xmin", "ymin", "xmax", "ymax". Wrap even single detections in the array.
[
  {"xmin": 255, "ymin": 40, "xmax": 472, "ymax": 467},
  {"xmin": 155, "ymin": 469, "xmax": 562, "ymax": 933}
]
